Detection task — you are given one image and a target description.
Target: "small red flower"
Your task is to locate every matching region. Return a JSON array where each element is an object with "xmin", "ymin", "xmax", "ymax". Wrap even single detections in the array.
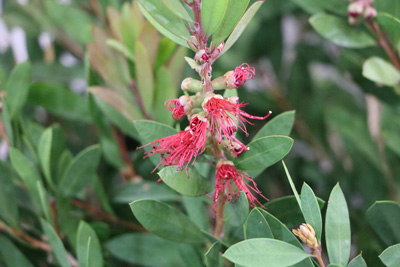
[
  {"xmin": 165, "ymin": 96, "xmax": 192, "ymax": 120},
  {"xmin": 225, "ymin": 63, "xmax": 256, "ymax": 89},
  {"xmin": 139, "ymin": 114, "xmax": 209, "ymax": 173},
  {"xmin": 203, "ymin": 94, "xmax": 271, "ymax": 150},
  {"xmin": 213, "ymin": 161, "xmax": 268, "ymax": 215}
]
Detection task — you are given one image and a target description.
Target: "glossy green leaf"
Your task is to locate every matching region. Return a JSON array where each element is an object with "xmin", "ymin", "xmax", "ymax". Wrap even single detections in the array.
[
  {"xmin": 135, "ymin": 41, "xmax": 154, "ymax": 113},
  {"xmin": 282, "ymin": 161, "xmax": 302, "ymax": 209},
  {"xmin": 38, "ymin": 128, "xmax": 53, "ymax": 188},
  {"xmin": 9, "ymin": 148, "xmax": 42, "ymax": 210},
  {"xmin": 0, "ymin": 235, "xmax": 34, "ymax": 267},
  {"xmin": 106, "ymin": 233, "xmax": 190, "ymax": 266},
  {"xmin": 212, "ymin": 0, "xmax": 250, "ymax": 46},
  {"xmin": 4, "ymin": 61, "xmax": 32, "ymax": 119},
  {"xmin": 205, "ymin": 242, "xmax": 223, "ymax": 267},
  {"xmin": 301, "ymin": 183, "xmax": 322, "ymax": 242},
  {"xmin": 362, "ymin": 57, "xmax": 400, "ymax": 87},
  {"xmin": 130, "ymin": 199, "xmax": 206, "ymax": 244},
  {"xmin": 158, "ymin": 166, "xmax": 212, "ymax": 197},
  {"xmin": 366, "ymin": 201, "xmax": 400, "ymax": 246},
  {"xmin": 348, "ymin": 254, "xmax": 368, "ymax": 267},
  {"xmin": 253, "ymin": 110, "xmax": 295, "ymax": 140},
  {"xmin": 309, "ymin": 13, "xmax": 376, "ymax": 48},
  {"xmin": 376, "ymin": 13, "xmax": 400, "ymax": 46},
  {"xmin": 163, "ymin": 0, "xmax": 193, "ymax": 22},
  {"xmin": 223, "ymin": 238, "xmax": 310, "ymax": 267},
  {"xmin": 112, "ymin": 181, "xmax": 179, "ymax": 203},
  {"xmin": 224, "ymin": 191, "xmax": 249, "ymax": 227},
  {"xmin": 138, "ymin": 0, "xmax": 190, "ymax": 40},
  {"xmin": 234, "ymin": 136, "xmax": 294, "ymax": 174},
  {"xmin": 325, "ymin": 184, "xmax": 351, "ymax": 266},
  {"xmin": 259, "ymin": 209, "xmax": 315, "ymax": 267},
  {"xmin": 244, "ymin": 208, "xmax": 273, "ymax": 239},
  {"xmin": 58, "ymin": 145, "xmax": 101, "ymax": 197},
  {"xmin": 379, "ymin": 243, "xmax": 400, "ymax": 267},
  {"xmin": 28, "ymin": 83, "xmax": 91, "ymax": 122},
  {"xmin": 202, "ymin": 0, "xmax": 229, "ymax": 36},
  {"xmin": 40, "ymin": 219, "xmax": 71, "ymax": 267},
  {"xmin": 77, "ymin": 221, "xmax": 103, "ymax": 267},
  {"xmin": 222, "ymin": 1, "xmax": 264, "ymax": 55}
]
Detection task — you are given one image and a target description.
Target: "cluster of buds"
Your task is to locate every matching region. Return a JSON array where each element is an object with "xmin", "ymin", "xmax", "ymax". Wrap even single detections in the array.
[
  {"xmin": 140, "ymin": 36, "xmax": 270, "ymax": 213},
  {"xmin": 348, "ymin": 0, "xmax": 377, "ymax": 24},
  {"xmin": 292, "ymin": 223, "xmax": 321, "ymax": 255}
]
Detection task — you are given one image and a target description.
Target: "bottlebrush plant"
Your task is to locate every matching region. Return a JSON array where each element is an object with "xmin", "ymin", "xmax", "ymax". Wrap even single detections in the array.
[{"xmin": 0, "ymin": 0, "xmax": 399, "ymax": 266}]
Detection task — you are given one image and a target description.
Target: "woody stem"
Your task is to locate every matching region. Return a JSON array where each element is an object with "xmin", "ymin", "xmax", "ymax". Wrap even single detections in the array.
[{"xmin": 214, "ymin": 193, "xmax": 226, "ymax": 238}]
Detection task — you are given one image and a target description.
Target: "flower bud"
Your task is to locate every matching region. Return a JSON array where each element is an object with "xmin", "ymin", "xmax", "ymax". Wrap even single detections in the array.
[
  {"xmin": 292, "ymin": 223, "xmax": 319, "ymax": 251},
  {"xmin": 364, "ymin": 6, "xmax": 377, "ymax": 19},
  {"xmin": 181, "ymin": 77, "xmax": 202, "ymax": 92},
  {"xmin": 348, "ymin": 1, "xmax": 364, "ymax": 18},
  {"xmin": 209, "ymin": 42, "xmax": 225, "ymax": 62},
  {"xmin": 211, "ymin": 76, "xmax": 226, "ymax": 90},
  {"xmin": 194, "ymin": 49, "xmax": 210, "ymax": 64},
  {"xmin": 187, "ymin": 36, "xmax": 199, "ymax": 52}
]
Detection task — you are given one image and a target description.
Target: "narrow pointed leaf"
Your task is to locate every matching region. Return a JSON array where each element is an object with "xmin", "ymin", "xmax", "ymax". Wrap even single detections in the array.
[
  {"xmin": 162, "ymin": 0, "xmax": 193, "ymax": 22},
  {"xmin": 38, "ymin": 128, "xmax": 53, "ymax": 188},
  {"xmin": 77, "ymin": 221, "xmax": 103, "ymax": 267},
  {"xmin": 135, "ymin": 41, "xmax": 154, "ymax": 113},
  {"xmin": 282, "ymin": 161, "xmax": 302, "ymax": 210},
  {"xmin": 223, "ymin": 238, "xmax": 310, "ymax": 267},
  {"xmin": 325, "ymin": 184, "xmax": 351, "ymax": 266},
  {"xmin": 244, "ymin": 208, "xmax": 273, "ymax": 239},
  {"xmin": 0, "ymin": 235, "xmax": 34, "ymax": 267},
  {"xmin": 5, "ymin": 61, "xmax": 32, "ymax": 119},
  {"xmin": 205, "ymin": 242, "xmax": 223, "ymax": 267},
  {"xmin": 40, "ymin": 219, "xmax": 71, "ymax": 267},
  {"xmin": 253, "ymin": 110, "xmax": 296, "ymax": 140},
  {"xmin": 309, "ymin": 13, "xmax": 376, "ymax": 48},
  {"xmin": 37, "ymin": 181, "xmax": 52, "ymax": 224},
  {"xmin": 201, "ymin": 0, "xmax": 229, "ymax": 36},
  {"xmin": 130, "ymin": 199, "xmax": 206, "ymax": 244},
  {"xmin": 58, "ymin": 145, "xmax": 101, "ymax": 197},
  {"xmin": 158, "ymin": 166, "xmax": 212, "ymax": 197},
  {"xmin": 379, "ymin": 243, "xmax": 400, "ymax": 267},
  {"xmin": 212, "ymin": 0, "xmax": 250, "ymax": 46},
  {"xmin": 234, "ymin": 136, "xmax": 294, "ymax": 175},
  {"xmin": 221, "ymin": 1, "xmax": 264, "ymax": 55},
  {"xmin": 348, "ymin": 254, "xmax": 367, "ymax": 267},
  {"xmin": 301, "ymin": 183, "xmax": 323, "ymax": 242}
]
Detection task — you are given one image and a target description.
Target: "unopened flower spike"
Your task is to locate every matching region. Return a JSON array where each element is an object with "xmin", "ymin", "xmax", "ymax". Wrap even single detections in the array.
[
  {"xmin": 292, "ymin": 223, "xmax": 321, "ymax": 255},
  {"xmin": 138, "ymin": 113, "xmax": 209, "ymax": 173},
  {"xmin": 213, "ymin": 160, "xmax": 269, "ymax": 215},
  {"xmin": 165, "ymin": 95, "xmax": 193, "ymax": 120},
  {"xmin": 225, "ymin": 63, "xmax": 256, "ymax": 89}
]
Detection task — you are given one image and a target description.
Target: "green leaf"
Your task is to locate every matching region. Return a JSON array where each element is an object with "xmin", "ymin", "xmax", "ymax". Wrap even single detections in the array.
[
  {"xmin": 38, "ymin": 128, "xmax": 53, "ymax": 188},
  {"xmin": 301, "ymin": 183, "xmax": 322, "ymax": 242},
  {"xmin": 234, "ymin": 136, "xmax": 294, "ymax": 175},
  {"xmin": 28, "ymin": 83, "xmax": 91, "ymax": 122},
  {"xmin": 37, "ymin": 181, "xmax": 52, "ymax": 224},
  {"xmin": 158, "ymin": 166, "xmax": 212, "ymax": 197},
  {"xmin": 77, "ymin": 221, "xmax": 103, "ymax": 267},
  {"xmin": 348, "ymin": 254, "xmax": 368, "ymax": 267},
  {"xmin": 224, "ymin": 191, "xmax": 249, "ymax": 227},
  {"xmin": 221, "ymin": 1, "xmax": 264, "ymax": 55},
  {"xmin": 58, "ymin": 145, "xmax": 101, "ymax": 197},
  {"xmin": 0, "ymin": 99, "xmax": 13, "ymax": 146},
  {"xmin": 183, "ymin": 196, "xmax": 210, "ymax": 232},
  {"xmin": 40, "ymin": 219, "xmax": 71, "ymax": 267},
  {"xmin": 130, "ymin": 199, "xmax": 206, "ymax": 244},
  {"xmin": 379, "ymin": 243, "xmax": 400, "ymax": 267},
  {"xmin": 205, "ymin": 242, "xmax": 223, "ymax": 267},
  {"xmin": 362, "ymin": 57, "xmax": 400, "ymax": 87},
  {"xmin": 244, "ymin": 208, "xmax": 273, "ymax": 239},
  {"xmin": 154, "ymin": 67, "xmax": 175, "ymax": 125},
  {"xmin": 212, "ymin": 0, "xmax": 250, "ymax": 46},
  {"xmin": 162, "ymin": 0, "xmax": 193, "ymax": 22},
  {"xmin": 4, "ymin": 61, "xmax": 32, "ymax": 119},
  {"xmin": 135, "ymin": 41, "xmax": 155, "ymax": 113},
  {"xmin": 9, "ymin": 148, "xmax": 42, "ymax": 211},
  {"xmin": 309, "ymin": 13, "xmax": 376, "ymax": 48},
  {"xmin": 374, "ymin": 0, "xmax": 400, "ymax": 19},
  {"xmin": 202, "ymin": 0, "xmax": 229, "ymax": 36},
  {"xmin": 366, "ymin": 201, "xmax": 400, "ymax": 246},
  {"xmin": 106, "ymin": 39, "xmax": 135, "ymax": 61},
  {"xmin": 253, "ymin": 110, "xmax": 296, "ymax": 140},
  {"xmin": 0, "ymin": 235, "xmax": 34, "ymax": 267},
  {"xmin": 282, "ymin": 161, "xmax": 302, "ymax": 209},
  {"xmin": 325, "ymin": 184, "xmax": 351, "ymax": 266},
  {"xmin": 112, "ymin": 181, "xmax": 179, "ymax": 203},
  {"xmin": 106, "ymin": 233, "xmax": 190, "ymax": 266},
  {"xmin": 138, "ymin": 0, "xmax": 190, "ymax": 40},
  {"xmin": 223, "ymin": 238, "xmax": 310, "ymax": 267},
  {"xmin": 376, "ymin": 13, "xmax": 400, "ymax": 46},
  {"xmin": 0, "ymin": 162, "xmax": 19, "ymax": 228}
]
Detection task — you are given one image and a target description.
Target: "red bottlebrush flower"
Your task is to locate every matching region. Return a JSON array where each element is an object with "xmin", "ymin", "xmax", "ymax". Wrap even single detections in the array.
[
  {"xmin": 213, "ymin": 161, "xmax": 268, "ymax": 215},
  {"xmin": 203, "ymin": 94, "xmax": 271, "ymax": 150},
  {"xmin": 165, "ymin": 96, "xmax": 192, "ymax": 120},
  {"xmin": 139, "ymin": 114, "xmax": 209, "ymax": 173},
  {"xmin": 225, "ymin": 63, "xmax": 256, "ymax": 89}
]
